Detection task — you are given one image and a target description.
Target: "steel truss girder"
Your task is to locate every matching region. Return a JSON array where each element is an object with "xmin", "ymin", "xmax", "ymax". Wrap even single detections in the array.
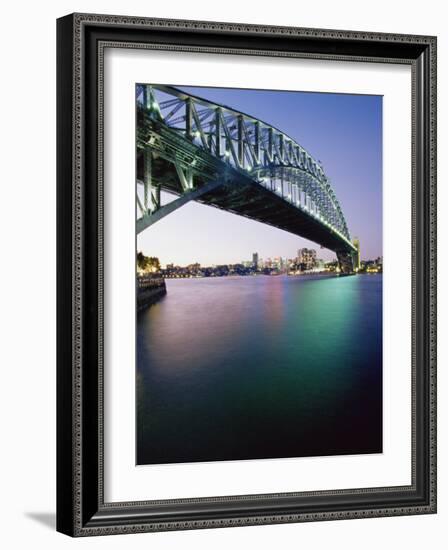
[
  {"xmin": 136, "ymin": 84, "xmax": 355, "ymax": 252},
  {"xmin": 137, "ymin": 178, "xmax": 224, "ymax": 233}
]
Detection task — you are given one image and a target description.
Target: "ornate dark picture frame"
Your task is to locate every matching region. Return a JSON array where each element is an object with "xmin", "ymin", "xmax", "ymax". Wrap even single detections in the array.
[{"xmin": 57, "ymin": 13, "xmax": 437, "ymax": 537}]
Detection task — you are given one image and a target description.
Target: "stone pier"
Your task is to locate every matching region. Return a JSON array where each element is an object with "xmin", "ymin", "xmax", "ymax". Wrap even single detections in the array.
[{"xmin": 137, "ymin": 274, "xmax": 167, "ymax": 312}]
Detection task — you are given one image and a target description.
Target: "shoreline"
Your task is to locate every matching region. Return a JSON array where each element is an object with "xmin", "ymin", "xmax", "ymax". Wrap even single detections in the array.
[{"xmin": 158, "ymin": 271, "xmax": 382, "ymax": 281}]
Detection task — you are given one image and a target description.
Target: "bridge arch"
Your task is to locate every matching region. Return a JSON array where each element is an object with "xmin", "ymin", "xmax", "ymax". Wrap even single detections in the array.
[{"xmin": 136, "ymin": 84, "xmax": 356, "ymax": 271}]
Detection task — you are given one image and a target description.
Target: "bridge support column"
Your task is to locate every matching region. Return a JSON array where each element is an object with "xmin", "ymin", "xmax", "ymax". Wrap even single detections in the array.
[
  {"xmin": 254, "ymin": 121, "xmax": 260, "ymax": 163},
  {"xmin": 137, "ymin": 179, "xmax": 224, "ymax": 234},
  {"xmin": 143, "ymin": 148, "xmax": 160, "ymax": 213},
  {"xmin": 215, "ymin": 108, "xmax": 221, "ymax": 157},
  {"xmin": 185, "ymin": 98, "xmax": 192, "ymax": 139},
  {"xmin": 336, "ymin": 251, "xmax": 354, "ymax": 274},
  {"xmin": 175, "ymin": 162, "xmax": 194, "ymax": 191},
  {"xmin": 237, "ymin": 115, "xmax": 244, "ymax": 168}
]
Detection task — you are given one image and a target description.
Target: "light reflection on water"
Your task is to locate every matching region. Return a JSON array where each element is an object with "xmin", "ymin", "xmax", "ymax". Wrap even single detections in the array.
[{"xmin": 137, "ymin": 274, "xmax": 382, "ymax": 465}]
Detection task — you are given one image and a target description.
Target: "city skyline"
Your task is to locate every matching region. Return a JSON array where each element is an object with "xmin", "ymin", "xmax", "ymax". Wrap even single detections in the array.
[
  {"xmin": 137, "ymin": 85, "xmax": 382, "ymax": 265},
  {"xmin": 138, "ymin": 247, "xmax": 382, "ymax": 271},
  {"xmin": 137, "ymin": 246, "xmax": 382, "ymax": 279}
]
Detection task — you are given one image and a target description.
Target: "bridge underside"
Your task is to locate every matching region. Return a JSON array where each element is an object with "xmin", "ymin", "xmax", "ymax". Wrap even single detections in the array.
[
  {"xmin": 137, "ymin": 118, "xmax": 355, "ymax": 271},
  {"xmin": 138, "ymin": 157, "xmax": 353, "ymax": 258}
]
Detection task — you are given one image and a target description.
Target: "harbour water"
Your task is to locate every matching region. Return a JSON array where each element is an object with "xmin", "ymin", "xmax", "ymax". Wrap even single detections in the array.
[{"xmin": 137, "ymin": 274, "xmax": 382, "ymax": 464}]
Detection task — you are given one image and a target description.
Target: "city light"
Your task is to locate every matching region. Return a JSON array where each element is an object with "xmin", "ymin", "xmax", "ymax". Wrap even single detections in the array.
[{"xmin": 137, "ymin": 247, "xmax": 382, "ymax": 280}]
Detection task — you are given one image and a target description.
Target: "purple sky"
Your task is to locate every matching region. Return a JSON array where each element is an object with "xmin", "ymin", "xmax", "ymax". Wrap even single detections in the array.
[{"xmin": 137, "ymin": 85, "xmax": 382, "ymax": 266}]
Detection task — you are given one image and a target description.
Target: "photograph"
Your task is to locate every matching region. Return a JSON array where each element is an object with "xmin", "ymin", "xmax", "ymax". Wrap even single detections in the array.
[
  {"xmin": 135, "ymin": 83, "xmax": 383, "ymax": 465},
  {"xmin": 52, "ymin": 7, "xmax": 437, "ymax": 539}
]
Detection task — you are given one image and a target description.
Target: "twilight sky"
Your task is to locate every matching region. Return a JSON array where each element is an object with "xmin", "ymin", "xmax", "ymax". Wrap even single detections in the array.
[{"xmin": 137, "ymin": 85, "xmax": 382, "ymax": 266}]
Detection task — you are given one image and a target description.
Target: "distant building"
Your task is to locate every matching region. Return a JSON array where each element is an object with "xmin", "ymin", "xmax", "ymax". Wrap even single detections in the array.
[
  {"xmin": 187, "ymin": 263, "xmax": 201, "ymax": 275},
  {"xmin": 272, "ymin": 257, "xmax": 285, "ymax": 270},
  {"xmin": 315, "ymin": 258, "xmax": 325, "ymax": 271},
  {"xmin": 353, "ymin": 238, "xmax": 361, "ymax": 271},
  {"xmin": 252, "ymin": 252, "xmax": 259, "ymax": 269},
  {"xmin": 297, "ymin": 248, "xmax": 317, "ymax": 271},
  {"xmin": 325, "ymin": 260, "xmax": 339, "ymax": 272}
]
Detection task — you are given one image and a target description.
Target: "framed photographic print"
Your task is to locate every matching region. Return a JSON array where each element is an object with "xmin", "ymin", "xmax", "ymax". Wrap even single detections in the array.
[{"xmin": 57, "ymin": 13, "xmax": 437, "ymax": 536}]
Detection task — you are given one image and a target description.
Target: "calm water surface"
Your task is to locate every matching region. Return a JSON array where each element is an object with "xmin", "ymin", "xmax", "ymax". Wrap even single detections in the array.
[{"xmin": 137, "ymin": 274, "xmax": 382, "ymax": 464}]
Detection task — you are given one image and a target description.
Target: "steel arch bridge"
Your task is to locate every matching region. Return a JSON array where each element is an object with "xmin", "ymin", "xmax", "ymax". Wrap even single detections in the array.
[{"xmin": 136, "ymin": 84, "xmax": 356, "ymax": 272}]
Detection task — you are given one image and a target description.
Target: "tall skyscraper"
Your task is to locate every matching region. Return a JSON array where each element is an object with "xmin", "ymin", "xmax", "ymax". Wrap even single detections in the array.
[{"xmin": 252, "ymin": 252, "xmax": 259, "ymax": 269}]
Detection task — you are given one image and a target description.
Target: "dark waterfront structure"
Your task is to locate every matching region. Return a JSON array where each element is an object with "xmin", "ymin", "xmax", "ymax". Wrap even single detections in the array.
[
  {"xmin": 136, "ymin": 85, "xmax": 357, "ymax": 272},
  {"xmin": 137, "ymin": 274, "xmax": 166, "ymax": 311}
]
